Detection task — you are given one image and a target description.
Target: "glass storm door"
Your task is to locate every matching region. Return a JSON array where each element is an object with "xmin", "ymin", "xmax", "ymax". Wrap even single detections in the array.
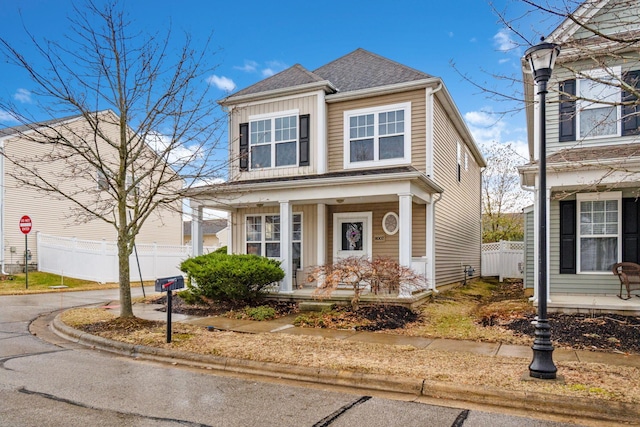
[{"xmin": 333, "ymin": 212, "xmax": 372, "ymax": 261}]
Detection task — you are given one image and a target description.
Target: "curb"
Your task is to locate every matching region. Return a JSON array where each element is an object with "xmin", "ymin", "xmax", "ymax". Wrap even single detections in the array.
[{"xmin": 52, "ymin": 314, "xmax": 640, "ymax": 425}]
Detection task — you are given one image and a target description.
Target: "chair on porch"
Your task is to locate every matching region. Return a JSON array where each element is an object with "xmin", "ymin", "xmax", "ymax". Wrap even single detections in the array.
[{"xmin": 612, "ymin": 262, "xmax": 640, "ymax": 300}]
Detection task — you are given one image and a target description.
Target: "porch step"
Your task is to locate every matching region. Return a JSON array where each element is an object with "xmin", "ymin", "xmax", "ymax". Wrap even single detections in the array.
[{"xmin": 298, "ymin": 301, "xmax": 335, "ymax": 312}]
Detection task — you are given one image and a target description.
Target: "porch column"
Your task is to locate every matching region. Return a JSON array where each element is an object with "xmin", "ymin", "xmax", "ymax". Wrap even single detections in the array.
[
  {"xmin": 398, "ymin": 193, "xmax": 413, "ymax": 267},
  {"xmin": 280, "ymin": 200, "xmax": 293, "ymax": 293},
  {"xmin": 316, "ymin": 203, "xmax": 326, "ymax": 287},
  {"xmin": 191, "ymin": 202, "xmax": 203, "ymax": 257},
  {"xmin": 226, "ymin": 211, "xmax": 233, "ymax": 254},
  {"xmin": 398, "ymin": 193, "xmax": 413, "ymax": 298}
]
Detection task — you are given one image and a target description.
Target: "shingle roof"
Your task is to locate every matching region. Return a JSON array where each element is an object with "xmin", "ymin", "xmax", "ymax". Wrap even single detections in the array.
[
  {"xmin": 183, "ymin": 218, "xmax": 228, "ymax": 237},
  {"xmin": 547, "ymin": 143, "xmax": 640, "ymax": 163},
  {"xmin": 312, "ymin": 48, "xmax": 431, "ymax": 93},
  {"xmin": 223, "ymin": 48, "xmax": 432, "ymax": 101},
  {"xmin": 0, "ymin": 113, "xmax": 84, "ymax": 138}
]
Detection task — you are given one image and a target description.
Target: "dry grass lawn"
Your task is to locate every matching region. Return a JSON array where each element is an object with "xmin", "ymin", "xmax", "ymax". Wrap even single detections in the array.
[{"xmin": 61, "ymin": 305, "xmax": 640, "ymax": 404}]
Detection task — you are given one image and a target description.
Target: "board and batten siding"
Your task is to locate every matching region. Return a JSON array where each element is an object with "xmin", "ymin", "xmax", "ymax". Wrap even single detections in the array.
[
  {"xmin": 432, "ymin": 97, "xmax": 482, "ymax": 286},
  {"xmin": 523, "ymin": 206, "xmax": 535, "ymax": 290},
  {"xmin": 230, "ymin": 204, "xmax": 318, "ymax": 283},
  {"xmin": 2, "ymin": 117, "xmax": 183, "ymax": 265},
  {"xmin": 326, "ymin": 202, "xmax": 426, "ymax": 265},
  {"xmin": 548, "ymin": 195, "xmax": 619, "ymax": 294},
  {"xmin": 228, "ymin": 94, "xmax": 319, "ymax": 181},
  {"xmin": 326, "ymin": 89, "xmax": 426, "ymax": 173}
]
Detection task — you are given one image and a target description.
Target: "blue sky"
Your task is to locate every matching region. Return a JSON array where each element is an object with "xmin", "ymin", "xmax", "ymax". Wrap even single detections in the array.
[{"xmin": 0, "ymin": 0, "xmax": 565, "ymax": 159}]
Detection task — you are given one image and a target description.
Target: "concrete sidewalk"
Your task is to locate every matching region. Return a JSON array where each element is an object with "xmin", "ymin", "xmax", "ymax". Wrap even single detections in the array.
[{"xmin": 126, "ymin": 301, "xmax": 640, "ymax": 369}]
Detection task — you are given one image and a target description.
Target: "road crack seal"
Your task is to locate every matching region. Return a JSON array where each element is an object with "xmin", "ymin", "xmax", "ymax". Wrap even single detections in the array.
[
  {"xmin": 18, "ymin": 388, "xmax": 215, "ymax": 426},
  {"xmin": 312, "ymin": 395, "xmax": 372, "ymax": 427},
  {"xmin": 451, "ymin": 409, "xmax": 469, "ymax": 427},
  {"xmin": 0, "ymin": 350, "xmax": 68, "ymax": 370}
]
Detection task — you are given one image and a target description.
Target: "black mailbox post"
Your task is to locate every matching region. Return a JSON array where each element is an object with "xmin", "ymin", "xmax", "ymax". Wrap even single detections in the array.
[{"xmin": 155, "ymin": 276, "xmax": 184, "ymax": 343}]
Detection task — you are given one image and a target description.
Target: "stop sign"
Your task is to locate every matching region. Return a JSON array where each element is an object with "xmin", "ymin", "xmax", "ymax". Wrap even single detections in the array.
[{"xmin": 19, "ymin": 215, "xmax": 32, "ymax": 234}]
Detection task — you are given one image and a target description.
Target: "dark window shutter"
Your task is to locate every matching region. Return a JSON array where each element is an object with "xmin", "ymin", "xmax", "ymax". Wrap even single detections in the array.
[
  {"xmin": 299, "ymin": 114, "xmax": 310, "ymax": 166},
  {"xmin": 622, "ymin": 70, "xmax": 640, "ymax": 136},
  {"xmin": 559, "ymin": 79, "xmax": 576, "ymax": 142},
  {"xmin": 239, "ymin": 122, "xmax": 249, "ymax": 171},
  {"xmin": 622, "ymin": 198, "xmax": 640, "ymax": 263},
  {"xmin": 559, "ymin": 200, "xmax": 576, "ymax": 274}
]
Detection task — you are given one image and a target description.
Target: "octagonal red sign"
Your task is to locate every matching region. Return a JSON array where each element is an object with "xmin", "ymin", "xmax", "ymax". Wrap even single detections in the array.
[{"xmin": 19, "ymin": 215, "xmax": 32, "ymax": 234}]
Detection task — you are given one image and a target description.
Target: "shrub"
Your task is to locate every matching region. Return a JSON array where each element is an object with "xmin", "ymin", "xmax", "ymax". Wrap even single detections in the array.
[
  {"xmin": 241, "ymin": 305, "xmax": 277, "ymax": 321},
  {"xmin": 180, "ymin": 252, "xmax": 284, "ymax": 303},
  {"xmin": 213, "ymin": 246, "xmax": 227, "ymax": 254}
]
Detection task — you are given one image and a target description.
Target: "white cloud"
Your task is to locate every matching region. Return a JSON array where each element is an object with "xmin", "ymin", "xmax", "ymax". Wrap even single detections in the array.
[
  {"xmin": 494, "ymin": 29, "xmax": 518, "ymax": 53},
  {"xmin": 234, "ymin": 60, "xmax": 258, "ymax": 73},
  {"xmin": 0, "ymin": 110, "xmax": 19, "ymax": 124},
  {"xmin": 262, "ymin": 60, "xmax": 287, "ymax": 77},
  {"xmin": 464, "ymin": 109, "xmax": 529, "ymax": 161},
  {"xmin": 145, "ymin": 131, "xmax": 202, "ymax": 166},
  {"xmin": 206, "ymin": 75, "xmax": 236, "ymax": 92},
  {"xmin": 13, "ymin": 88, "xmax": 32, "ymax": 103}
]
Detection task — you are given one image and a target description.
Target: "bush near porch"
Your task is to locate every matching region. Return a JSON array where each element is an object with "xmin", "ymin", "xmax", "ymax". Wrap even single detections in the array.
[{"xmin": 179, "ymin": 252, "xmax": 284, "ymax": 304}]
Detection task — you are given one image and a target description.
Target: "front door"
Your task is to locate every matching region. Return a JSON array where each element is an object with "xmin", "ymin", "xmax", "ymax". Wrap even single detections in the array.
[{"xmin": 333, "ymin": 212, "xmax": 372, "ymax": 261}]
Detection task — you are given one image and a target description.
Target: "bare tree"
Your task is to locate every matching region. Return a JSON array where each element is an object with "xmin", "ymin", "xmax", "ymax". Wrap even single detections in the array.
[
  {"xmin": 0, "ymin": 1, "xmax": 227, "ymax": 317},
  {"xmin": 482, "ymin": 142, "xmax": 529, "ymax": 242}
]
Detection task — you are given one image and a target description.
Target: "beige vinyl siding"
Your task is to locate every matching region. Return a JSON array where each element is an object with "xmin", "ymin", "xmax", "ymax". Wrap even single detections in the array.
[
  {"xmin": 523, "ymin": 206, "xmax": 535, "ymax": 290},
  {"xmin": 229, "ymin": 94, "xmax": 318, "ymax": 181},
  {"xmin": 326, "ymin": 89, "xmax": 426, "ymax": 173},
  {"xmin": 2, "ymin": 117, "xmax": 183, "ymax": 266},
  {"xmin": 548, "ymin": 196, "xmax": 619, "ymax": 294},
  {"xmin": 432, "ymin": 97, "xmax": 482, "ymax": 286}
]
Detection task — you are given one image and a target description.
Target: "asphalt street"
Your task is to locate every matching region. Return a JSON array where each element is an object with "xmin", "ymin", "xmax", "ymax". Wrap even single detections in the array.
[{"xmin": 0, "ymin": 289, "xmax": 587, "ymax": 426}]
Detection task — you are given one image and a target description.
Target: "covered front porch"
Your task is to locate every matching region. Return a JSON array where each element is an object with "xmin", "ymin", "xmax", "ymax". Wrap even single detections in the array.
[{"xmin": 188, "ymin": 167, "xmax": 443, "ymax": 299}]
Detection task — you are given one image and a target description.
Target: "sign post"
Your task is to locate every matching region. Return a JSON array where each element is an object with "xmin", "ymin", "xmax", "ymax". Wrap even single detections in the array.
[
  {"xmin": 19, "ymin": 215, "xmax": 32, "ymax": 289},
  {"xmin": 154, "ymin": 276, "xmax": 184, "ymax": 343}
]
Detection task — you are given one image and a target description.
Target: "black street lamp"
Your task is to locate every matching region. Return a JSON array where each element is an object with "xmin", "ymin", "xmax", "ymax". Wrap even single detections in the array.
[{"xmin": 524, "ymin": 39, "xmax": 560, "ymax": 380}]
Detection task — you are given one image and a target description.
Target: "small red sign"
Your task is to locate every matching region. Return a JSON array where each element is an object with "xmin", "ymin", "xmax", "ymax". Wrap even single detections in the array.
[{"xmin": 19, "ymin": 215, "xmax": 32, "ymax": 234}]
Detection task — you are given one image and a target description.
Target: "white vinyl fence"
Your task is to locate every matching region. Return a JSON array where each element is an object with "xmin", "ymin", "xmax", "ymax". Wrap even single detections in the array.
[
  {"xmin": 37, "ymin": 233, "xmax": 218, "ymax": 283},
  {"xmin": 481, "ymin": 240, "xmax": 524, "ymax": 282}
]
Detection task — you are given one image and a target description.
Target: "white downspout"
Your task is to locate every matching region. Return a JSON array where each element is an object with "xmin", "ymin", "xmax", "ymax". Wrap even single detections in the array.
[
  {"xmin": 0, "ymin": 142, "xmax": 7, "ymax": 275},
  {"xmin": 521, "ymin": 178, "xmax": 537, "ymax": 302}
]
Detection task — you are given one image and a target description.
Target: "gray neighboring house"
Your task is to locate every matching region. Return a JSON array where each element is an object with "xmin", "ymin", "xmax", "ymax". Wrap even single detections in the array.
[
  {"xmin": 520, "ymin": 0, "xmax": 640, "ymax": 308},
  {"xmin": 188, "ymin": 48, "xmax": 485, "ymax": 296}
]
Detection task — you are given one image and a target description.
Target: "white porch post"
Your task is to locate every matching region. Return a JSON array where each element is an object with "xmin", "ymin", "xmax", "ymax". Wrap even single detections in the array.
[
  {"xmin": 398, "ymin": 193, "xmax": 413, "ymax": 298},
  {"xmin": 191, "ymin": 202, "xmax": 203, "ymax": 257},
  {"xmin": 316, "ymin": 203, "xmax": 326, "ymax": 287},
  {"xmin": 226, "ymin": 211, "xmax": 233, "ymax": 254},
  {"xmin": 280, "ymin": 200, "xmax": 293, "ymax": 293}
]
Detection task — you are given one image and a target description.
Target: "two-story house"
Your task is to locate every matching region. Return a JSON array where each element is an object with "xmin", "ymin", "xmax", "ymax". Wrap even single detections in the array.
[
  {"xmin": 519, "ymin": 0, "xmax": 640, "ymax": 307},
  {"xmin": 189, "ymin": 49, "xmax": 485, "ymax": 297}
]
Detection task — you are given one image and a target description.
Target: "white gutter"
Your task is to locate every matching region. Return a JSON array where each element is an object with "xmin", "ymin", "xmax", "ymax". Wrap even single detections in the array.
[
  {"xmin": 428, "ymin": 192, "xmax": 443, "ymax": 293},
  {"xmin": 0, "ymin": 143, "xmax": 7, "ymax": 275}
]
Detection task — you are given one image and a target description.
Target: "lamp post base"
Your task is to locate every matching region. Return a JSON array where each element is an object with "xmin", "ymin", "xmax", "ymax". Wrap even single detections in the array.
[{"xmin": 529, "ymin": 319, "xmax": 557, "ymax": 379}]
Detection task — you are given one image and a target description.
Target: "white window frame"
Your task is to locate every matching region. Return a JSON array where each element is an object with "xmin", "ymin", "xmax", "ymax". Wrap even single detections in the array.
[
  {"xmin": 576, "ymin": 67, "xmax": 621, "ymax": 140},
  {"xmin": 576, "ymin": 192, "xmax": 622, "ymax": 274},
  {"xmin": 343, "ymin": 102, "xmax": 411, "ymax": 169},
  {"xmin": 248, "ymin": 109, "xmax": 299, "ymax": 170},
  {"xmin": 244, "ymin": 213, "xmax": 303, "ymax": 267}
]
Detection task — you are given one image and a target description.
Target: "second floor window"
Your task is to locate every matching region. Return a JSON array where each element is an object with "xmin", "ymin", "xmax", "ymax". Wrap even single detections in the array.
[
  {"xmin": 344, "ymin": 102, "xmax": 411, "ymax": 168},
  {"xmin": 577, "ymin": 67, "xmax": 620, "ymax": 139},
  {"xmin": 250, "ymin": 114, "xmax": 298, "ymax": 169}
]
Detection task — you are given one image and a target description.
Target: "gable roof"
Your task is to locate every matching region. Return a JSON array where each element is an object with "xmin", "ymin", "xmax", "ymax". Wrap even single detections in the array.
[
  {"xmin": 0, "ymin": 113, "xmax": 85, "ymax": 139},
  {"xmin": 184, "ymin": 219, "xmax": 228, "ymax": 237},
  {"xmin": 220, "ymin": 48, "xmax": 432, "ymax": 105},
  {"xmin": 312, "ymin": 48, "xmax": 431, "ymax": 93}
]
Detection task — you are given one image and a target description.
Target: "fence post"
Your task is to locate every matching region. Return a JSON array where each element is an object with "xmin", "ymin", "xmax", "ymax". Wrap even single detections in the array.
[{"xmin": 499, "ymin": 240, "xmax": 504, "ymax": 283}]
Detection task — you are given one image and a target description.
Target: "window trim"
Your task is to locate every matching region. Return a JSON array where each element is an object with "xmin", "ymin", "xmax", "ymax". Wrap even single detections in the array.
[
  {"xmin": 576, "ymin": 67, "xmax": 622, "ymax": 140},
  {"xmin": 244, "ymin": 212, "xmax": 303, "ymax": 268},
  {"xmin": 576, "ymin": 192, "xmax": 622, "ymax": 274},
  {"xmin": 343, "ymin": 102, "xmax": 411, "ymax": 169},
  {"xmin": 248, "ymin": 109, "xmax": 300, "ymax": 170}
]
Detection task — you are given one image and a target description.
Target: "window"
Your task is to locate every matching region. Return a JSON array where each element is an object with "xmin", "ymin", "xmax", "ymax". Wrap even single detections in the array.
[
  {"xmin": 245, "ymin": 213, "xmax": 302, "ymax": 268},
  {"xmin": 248, "ymin": 111, "xmax": 298, "ymax": 169},
  {"xmin": 577, "ymin": 68, "xmax": 621, "ymax": 139},
  {"xmin": 344, "ymin": 103, "xmax": 411, "ymax": 168},
  {"xmin": 97, "ymin": 170, "xmax": 108, "ymax": 191},
  {"xmin": 577, "ymin": 192, "xmax": 621, "ymax": 273}
]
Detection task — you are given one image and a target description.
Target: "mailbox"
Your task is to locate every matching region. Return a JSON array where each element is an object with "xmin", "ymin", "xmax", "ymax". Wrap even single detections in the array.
[{"xmin": 154, "ymin": 276, "xmax": 184, "ymax": 292}]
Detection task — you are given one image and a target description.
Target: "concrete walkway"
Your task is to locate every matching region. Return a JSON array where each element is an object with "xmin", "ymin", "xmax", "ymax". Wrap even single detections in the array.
[{"xmin": 126, "ymin": 302, "xmax": 640, "ymax": 369}]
